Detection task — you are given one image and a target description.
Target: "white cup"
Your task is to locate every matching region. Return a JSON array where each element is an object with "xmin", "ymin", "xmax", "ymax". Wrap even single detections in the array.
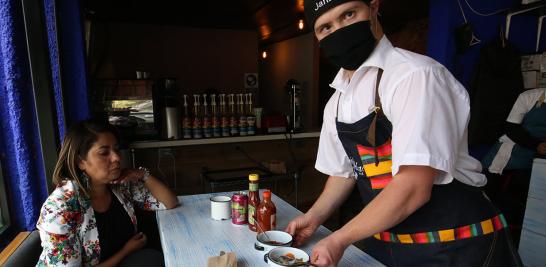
[{"xmin": 210, "ymin": 196, "xmax": 231, "ymax": 220}]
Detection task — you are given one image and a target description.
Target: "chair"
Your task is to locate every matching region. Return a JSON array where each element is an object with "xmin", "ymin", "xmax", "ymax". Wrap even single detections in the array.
[
  {"xmin": 200, "ymin": 166, "xmax": 300, "ymax": 208},
  {"xmin": 0, "ymin": 230, "xmax": 42, "ymax": 267}
]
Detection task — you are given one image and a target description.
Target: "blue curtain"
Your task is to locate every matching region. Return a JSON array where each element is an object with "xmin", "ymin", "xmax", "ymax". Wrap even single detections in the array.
[
  {"xmin": 44, "ymin": 0, "xmax": 90, "ymax": 139},
  {"xmin": 0, "ymin": 0, "xmax": 49, "ymax": 231},
  {"xmin": 0, "ymin": 0, "xmax": 90, "ymax": 231}
]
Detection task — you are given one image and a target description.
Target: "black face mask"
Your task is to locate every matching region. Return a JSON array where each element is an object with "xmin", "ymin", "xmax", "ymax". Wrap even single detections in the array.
[{"xmin": 319, "ymin": 20, "xmax": 376, "ymax": 70}]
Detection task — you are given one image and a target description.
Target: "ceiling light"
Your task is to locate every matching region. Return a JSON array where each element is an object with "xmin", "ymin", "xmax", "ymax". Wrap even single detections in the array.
[
  {"xmin": 298, "ymin": 19, "xmax": 304, "ymax": 30},
  {"xmin": 262, "ymin": 51, "xmax": 267, "ymax": 59}
]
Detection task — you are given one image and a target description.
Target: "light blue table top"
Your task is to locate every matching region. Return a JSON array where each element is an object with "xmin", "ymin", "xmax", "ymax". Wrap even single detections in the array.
[{"xmin": 156, "ymin": 192, "xmax": 384, "ymax": 267}]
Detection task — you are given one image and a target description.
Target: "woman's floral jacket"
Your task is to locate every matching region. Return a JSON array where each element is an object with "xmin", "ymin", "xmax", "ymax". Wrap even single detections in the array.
[{"xmin": 36, "ymin": 179, "xmax": 167, "ymax": 266}]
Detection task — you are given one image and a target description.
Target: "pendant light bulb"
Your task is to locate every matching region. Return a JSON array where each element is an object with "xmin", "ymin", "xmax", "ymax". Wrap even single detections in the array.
[{"xmin": 298, "ymin": 19, "xmax": 304, "ymax": 30}]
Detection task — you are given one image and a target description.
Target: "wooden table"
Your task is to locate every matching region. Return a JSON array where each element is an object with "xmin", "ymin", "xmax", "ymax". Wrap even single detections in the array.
[{"xmin": 156, "ymin": 192, "xmax": 384, "ymax": 267}]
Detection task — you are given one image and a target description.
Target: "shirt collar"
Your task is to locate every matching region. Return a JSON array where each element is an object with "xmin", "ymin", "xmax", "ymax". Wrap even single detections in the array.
[{"xmin": 329, "ymin": 36, "xmax": 393, "ymax": 93}]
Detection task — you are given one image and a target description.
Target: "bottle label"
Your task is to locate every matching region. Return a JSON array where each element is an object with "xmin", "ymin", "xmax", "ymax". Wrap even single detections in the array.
[
  {"xmin": 239, "ymin": 116, "xmax": 247, "ymax": 136},
  {"xmin": 248, "ymin": 205, "xmax": 256, "ymax": 225},
  {"xmin": 212, "ymin": 117, "xmax": 221, "ymax": 137},
  {"xmin": 193, "ymin": 118, "xmax": 202, "ymax": 139},
  {"xmin": 203, "ymin": 117, "xmax": 212, "ymax": 138},
  {"xmin": 183, "ymin": 118, "xmax": 192, "ymax": 138},
  {"xmin": 249, "ymin": 183, "xmax": 258, "ymax": 191},
  {"xmin": 221, "ymin": 117, "xmax": 230, "ymax": 137},
  {"xmin": 230, "ymin": 116, "xmax": 239, "ymax": 135},
  {"xmin": 247, "ymin": 116, "xmax": 256, "ymax": 135},
  {"xmin": 271, "ymin": 214, "xmax": 276, "ymax": 230}
]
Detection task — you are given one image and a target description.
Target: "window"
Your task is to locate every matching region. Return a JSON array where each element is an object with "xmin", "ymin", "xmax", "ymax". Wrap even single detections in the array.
[{"xmin": 0, "ymin": 162, "xmax": 10, "ymax": 234}]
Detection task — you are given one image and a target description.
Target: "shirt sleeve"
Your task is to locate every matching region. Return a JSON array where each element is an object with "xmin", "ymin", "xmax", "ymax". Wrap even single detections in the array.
[
  {"xmin": 315, "ymin": 93, "xmax": 354, "ymax": 178},
  {"xmin": 388, "ymin": 67, "xmax": 470, "ymax": 182},
  {"xmin": 506, "ymin": 90, "xmax": 537, "ymax": 124},
  {"xmin": 129, "ymin": 180, "xmax": 166, "ymax": 211},
  {"xmin": 36, "ymin": 191, "xmax": 82, "ymax": 267}
]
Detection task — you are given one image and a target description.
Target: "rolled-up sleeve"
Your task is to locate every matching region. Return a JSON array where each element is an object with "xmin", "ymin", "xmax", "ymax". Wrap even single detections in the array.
[
  {"xmin": 388, "ymin": 67, "xmax": 470, "ymax": 184},
  {"xmin": 129, "ymin": 181, "xmax": 166, "ymax": 211},
  {"xmin": 315, "ymin": 95, "xmax": 354, "ymax": 178}
]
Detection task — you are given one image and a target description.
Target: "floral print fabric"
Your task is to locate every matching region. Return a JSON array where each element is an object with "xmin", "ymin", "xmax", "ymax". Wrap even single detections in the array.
[{"xmin": 36, "ymin": 179, "xmax": 166, "ymax": 266}]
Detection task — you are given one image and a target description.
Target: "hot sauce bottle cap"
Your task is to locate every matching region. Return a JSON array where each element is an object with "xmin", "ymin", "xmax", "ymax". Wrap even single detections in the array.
[
  {"xmin": 249, "ymin": 173, "xmax": 260, "ymax": 181},
  {"xmin": 263, "ymin": 190, "xmax": 271, "ymax": 198}
]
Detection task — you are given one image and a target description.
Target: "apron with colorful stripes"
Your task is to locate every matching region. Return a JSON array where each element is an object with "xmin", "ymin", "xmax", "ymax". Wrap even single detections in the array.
[{"xmin": 335, "ymin": 69, "xmax": 522, "ymax": 266}]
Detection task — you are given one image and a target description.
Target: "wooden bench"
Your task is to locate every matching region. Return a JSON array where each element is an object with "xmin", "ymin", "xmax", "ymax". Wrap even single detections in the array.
[{"xmin": 0, "ymin": 231, "xmax": 41, "ymax": 267}]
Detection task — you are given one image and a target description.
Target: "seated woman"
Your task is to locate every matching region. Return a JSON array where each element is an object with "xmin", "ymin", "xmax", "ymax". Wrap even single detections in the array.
[
  {"xmin": 481, "ymin": 88, "xmax": 546, "ymax": 237},
  {"xmin": 482, "ymin": 88, "xmax": 546, "ymax": 174},
  {"xmin": 36, "ymin": 119, "xmax": 178, "ymax": 267}
]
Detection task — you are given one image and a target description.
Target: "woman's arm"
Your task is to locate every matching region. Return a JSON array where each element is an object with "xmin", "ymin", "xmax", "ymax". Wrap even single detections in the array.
[
  {"xmin": 142, "ymin": 175, "xmax": 178, "ymax": 209},
  {"xmin": 115, "ymin": 168, "xmax": 178, "ymax": 210},
  {"xmin": 95, "ymin": 233, "xmax": 147, "ymax": 267},
  {"xmin": 505, "ymin": 122, "xmax": 543, "ymax": 151},
  {"xmin": 36, "ymin": 188, "xmax": 83, "ymax": 267}
]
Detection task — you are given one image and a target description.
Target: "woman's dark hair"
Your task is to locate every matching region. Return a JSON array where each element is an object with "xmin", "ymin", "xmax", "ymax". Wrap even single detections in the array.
[{"xmin": 52, "ymin": 119, "xmax": 119, "ymax": 195}]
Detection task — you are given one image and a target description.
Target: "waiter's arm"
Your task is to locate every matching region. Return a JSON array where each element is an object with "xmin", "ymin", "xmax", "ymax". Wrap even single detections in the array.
[
  {"xmin": 307, "ymin": 175, "xmax": 356, "ymax": 225},
  {"xmin": 330, "ymin": 165, "xmax": 435, "ymax": 246}
]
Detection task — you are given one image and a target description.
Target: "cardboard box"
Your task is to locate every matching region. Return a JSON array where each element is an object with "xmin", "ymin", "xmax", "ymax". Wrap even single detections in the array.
[
  {"xmin": 521, "ymin": 54, "xmax": 542, "ymax": 71},
  {"xmin": 523, "ymin": 71, "xmax": 539, "ymax": 89}
]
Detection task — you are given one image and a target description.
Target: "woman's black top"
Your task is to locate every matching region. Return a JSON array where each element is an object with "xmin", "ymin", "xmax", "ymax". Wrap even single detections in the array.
[{"xmin": 94, "ymin": 192, "xmax": 134, "ymax": 262}]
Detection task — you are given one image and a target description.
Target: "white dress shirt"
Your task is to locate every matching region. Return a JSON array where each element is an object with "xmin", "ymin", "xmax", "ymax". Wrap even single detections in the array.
[{"xmin": 315, "ymin": 36, "xmax": 486, "ymax": 186}]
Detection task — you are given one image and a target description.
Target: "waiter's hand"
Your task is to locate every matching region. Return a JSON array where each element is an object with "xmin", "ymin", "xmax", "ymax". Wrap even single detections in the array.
[
  {"xmin": 285, "ymin": 214, "xmax": 320, "ymax": 247},
  {"xmin": 538, "ymin": 142, "xmax": 546, "ymax": 155},
  {"xmin": 310, "ymin": 234, "xmax": 348, "ymax": 267}
]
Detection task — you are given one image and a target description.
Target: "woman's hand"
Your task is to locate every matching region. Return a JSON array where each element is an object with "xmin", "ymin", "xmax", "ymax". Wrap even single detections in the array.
[
  {"xmin": 122, "ymin": 232, "xmax": 147, "ymax": 255},
  {"xmin": 111, "ymin": 168, "xmax": 147, "ymax": 184}
]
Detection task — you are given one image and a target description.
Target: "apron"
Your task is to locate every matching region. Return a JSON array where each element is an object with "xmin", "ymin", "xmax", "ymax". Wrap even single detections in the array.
[
  {"xmin": 482, "ymin": 98, "xmax": 546, "ymax": 172},
  {"xmin": 335, "ymin": 69, "xmax": 522, "ymax": 266}
]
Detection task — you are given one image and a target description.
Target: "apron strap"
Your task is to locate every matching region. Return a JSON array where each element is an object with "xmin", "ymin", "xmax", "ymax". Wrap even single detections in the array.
[{"xmin": 367, "ymin": 69, "xmax": 384, "ymax": 166}]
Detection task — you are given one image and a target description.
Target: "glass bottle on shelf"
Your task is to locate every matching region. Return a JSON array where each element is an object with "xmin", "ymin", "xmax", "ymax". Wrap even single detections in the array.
[
  {"xmin": 238, "ymin": 93, "xmax": 248, "ymax": 136},
  {"xmin": 220, "ymin": 94, "xmax": 230, "ymax": 137},
  {"xmin": 192, "ymin": 94, "xmax": 202, "ymax": 139},
  {"xmin": 248, "ymin": 173, "xmax": 260, "ymax": 232},
  {"xmin": 211, "ymin": 94, "xmax": 221, "ymax": 138},
  {"xmin": 182, "ymin": 94, "xmax": 192, "ymax": 139},
  {"xmin": 247, "ymin": 93, "xmax": 256, "ymax": 136},
  {"xmin": 229, "ymin": 94, "xmax": 239, "ymax": 136},
  {"xmin": 257, "ymin": 190, "xmax": 276, "ymax": 233},
  {"xmin": 202, "ymin": 94, "xmax": 212, "ymax": 138}
]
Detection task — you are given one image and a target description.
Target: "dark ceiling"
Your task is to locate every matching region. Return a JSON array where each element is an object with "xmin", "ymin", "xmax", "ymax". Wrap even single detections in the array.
[{"xmin": 84, "ymin": 0, "xmax": 429, "ymax": 46}]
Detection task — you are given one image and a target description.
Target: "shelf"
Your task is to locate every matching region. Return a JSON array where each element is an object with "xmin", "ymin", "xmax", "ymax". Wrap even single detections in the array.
[{"xmin": 129, "ymin": 132, "xmax": 320, "ymax": 149}]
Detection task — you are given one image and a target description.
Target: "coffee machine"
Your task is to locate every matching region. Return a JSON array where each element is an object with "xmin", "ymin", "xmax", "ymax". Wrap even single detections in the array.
[
  {"xmin": 285, "ymin": 79, "xmax": 302, "ymax": 133},
  {"xmin": 154, "ymin": 78, "xmax": 181, "ymax": 140}
]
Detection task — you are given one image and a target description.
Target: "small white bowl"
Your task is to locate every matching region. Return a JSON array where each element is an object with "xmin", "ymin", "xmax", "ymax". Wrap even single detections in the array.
[
  {"xmin": 255, "ymin": 231, "xmax": 293, "ymax": 254},
  {"xmin": 264, "ymin": 247, "xmax": 310, "ymax": 267}
]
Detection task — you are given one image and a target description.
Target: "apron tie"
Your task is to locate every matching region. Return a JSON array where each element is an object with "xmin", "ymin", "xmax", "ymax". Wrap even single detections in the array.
[{"xmin": 366, "ymin": 69, "xmax": 384, "ymax": 167}]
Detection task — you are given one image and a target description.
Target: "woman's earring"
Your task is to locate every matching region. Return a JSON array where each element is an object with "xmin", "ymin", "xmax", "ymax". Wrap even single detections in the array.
[{"xmin": 82, "ymin": 172, "xmax": 90, "ymax": 189}]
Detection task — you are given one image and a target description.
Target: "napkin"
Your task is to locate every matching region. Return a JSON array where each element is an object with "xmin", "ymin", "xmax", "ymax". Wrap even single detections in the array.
[{"xmin": 206, "ymin": 251, "xmax": 237, "ymax": 267}]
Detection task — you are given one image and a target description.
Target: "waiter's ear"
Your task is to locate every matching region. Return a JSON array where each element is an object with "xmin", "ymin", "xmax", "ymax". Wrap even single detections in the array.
[{"xmin": 369, "ymin": 0, "xmax": 380, "ymax": 18}]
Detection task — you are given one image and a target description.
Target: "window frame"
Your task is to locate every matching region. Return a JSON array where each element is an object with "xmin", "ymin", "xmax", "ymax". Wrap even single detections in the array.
[{"xmin": 0, "ymin": 162, "xmax": 11, "ymax": 234}]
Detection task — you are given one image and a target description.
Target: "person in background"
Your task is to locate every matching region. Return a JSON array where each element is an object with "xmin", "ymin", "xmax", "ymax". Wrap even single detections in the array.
[
  {"xmin": 481, "ymin": 87, "xmax": 546, "ymax": 241},
  {"xmin": 285, "ymin": 0, "xmax": 523, "ymax": 266},
  {"xmin": 36, "ymin": 119, "xmax": 178, "ymax": 267}
]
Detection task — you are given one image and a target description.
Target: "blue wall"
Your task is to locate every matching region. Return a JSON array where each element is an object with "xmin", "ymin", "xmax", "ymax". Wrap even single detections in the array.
[{"xmin": 427, "ymin": 0, "xmax": 546, "ymax": 87}]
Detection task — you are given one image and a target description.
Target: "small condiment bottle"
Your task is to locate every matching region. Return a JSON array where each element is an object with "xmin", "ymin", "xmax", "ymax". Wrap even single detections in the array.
[
  {"xmin": 257, "ymin": 190, "xmax": 276, "ymax": 233},
  {"xmin": 248, "ymin": 173, "xmax": 260, "ymax": 232}
]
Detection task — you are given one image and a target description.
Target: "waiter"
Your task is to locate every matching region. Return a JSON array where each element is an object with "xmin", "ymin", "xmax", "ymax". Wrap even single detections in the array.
[{"xmin": 285, "ymin": 0, "xmax": 523, "ymax": 266}]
